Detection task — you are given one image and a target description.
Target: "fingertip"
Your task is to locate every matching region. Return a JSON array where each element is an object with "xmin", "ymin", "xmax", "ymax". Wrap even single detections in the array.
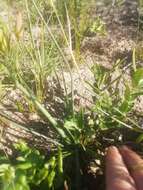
[
  {"xmin": 106, "ymin": 146, "xmax": 119, "ymax": 162},
  {"xmin": 120, "ymin": 145, "xmax": 130, "ymax": 150},
  {"xmin": 106, "ymin": 146, "xmax": 137, "ymax": 190},
  {"xmin": 119, "ymin": 145, "xmax": 134, "ymax": 155},
  {"xmin": 106, "ymin": 146, "xmax": 118, "ymax": 155},
  {"xmin": 107, "ymin": 146, "xmax": 117, "ymax": 152}
]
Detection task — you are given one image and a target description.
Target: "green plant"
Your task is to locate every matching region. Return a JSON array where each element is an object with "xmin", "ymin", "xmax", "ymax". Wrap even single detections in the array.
[
  {"xmin": 89, "ymin": 60, "xmax": 143, "ymax": 131},
  {"xmin": 90, "ymin": 17, "xmax": 107, "ymax": 36},
  {"xmin": 52, "ymin": 0, "xmax": 94, "ymax": 54},
  {"xmin": 0, "ymin": 141, "xmax": 64, "ymax": 190},
  {"xmin": 0, "ymin": 14, "xmax": 62, "ymax": 110},
  {"xmin": 0, "ymin": 5, "xmax": 98, "ymax": 189}
]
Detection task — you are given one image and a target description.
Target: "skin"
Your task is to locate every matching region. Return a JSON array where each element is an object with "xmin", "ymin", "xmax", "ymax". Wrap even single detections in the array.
[{"xmin": 106, "ymin": 146, "xmax": 143, "ymax": 190}]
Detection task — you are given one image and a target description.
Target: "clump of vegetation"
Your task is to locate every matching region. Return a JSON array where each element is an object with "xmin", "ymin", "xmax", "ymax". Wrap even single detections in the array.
[
  {"xmin": 0, "ymin": 0, "xmax": 143, "ymax": 190},
  {"xmin": 0, "ymin": 141, "xmax": 64, "ymax": 190}
]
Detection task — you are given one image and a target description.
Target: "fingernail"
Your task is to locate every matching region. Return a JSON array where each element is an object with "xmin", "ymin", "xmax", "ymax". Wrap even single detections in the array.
[
  {"xmin": 106, "ymin": 146, "xmax": 119, "ymax": 158},
  {"xmin": 108, "ymin": 146, "xmax": 117, "ymax": 152}
]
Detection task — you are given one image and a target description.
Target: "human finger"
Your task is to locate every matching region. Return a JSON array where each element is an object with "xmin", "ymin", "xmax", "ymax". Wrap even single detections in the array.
[
  {"xmin": 120, "ymin": 146, "xmax": 143, "ymax": 190},
  {"xmin": 106, "ymin": 146, "xmax": 137, "ymax": 190}
]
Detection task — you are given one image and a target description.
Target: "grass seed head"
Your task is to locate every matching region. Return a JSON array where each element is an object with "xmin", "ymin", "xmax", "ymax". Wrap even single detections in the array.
[
  {"xmin": 15, "ymin": 11, "xmax": 23, "ymax": 40},
  {"xmin": 0, "ymin": 29, "xmax": 9, "ymax": 52}
]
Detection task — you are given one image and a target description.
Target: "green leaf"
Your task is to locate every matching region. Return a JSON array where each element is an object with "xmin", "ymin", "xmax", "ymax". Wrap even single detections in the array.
[
  {"xmin": 2, "ymin": 165, "xmax": 15, "ymax": 183},
  {"xmin": 0, "ymin": 164, "xmax": 10, "ymax": 173},
  {"xmin": 132, "ymin": 68, "xmax": 143, "ymax": 88},
  {"xmin": 57, "ymin": 147, "xmax": 63, "ymax": 174},
  {"xmin": 16, "ymin": 157, "xmax": 25, "ymax": 162},
  {"xmin": 49, "ymin": 157, "xmax": 56, "ymax": 168},
  {"xmin": 14, "ymin": 141, "xmax": 29, "ymax": 152},
  {"xmin": 64, "ymin": 120, "xmax": 80, "ymax": 132},
  {"xmin": 119, "ymin": 85, "xmax": 134, "ymax": 113},
  {"xmin": 34, "ymin": 168, "xmax": 49, "ymax": 185},
  {"xmin": 47, "ymin": 170, "xmax": 56, "ymax": 188},
  {"xmin": 26, "ymin": 168, "xmax": 36, "ymax": 182},
  {"xmin": 14, "ymin": 171, "xmax": 30, "ymax": 190},
  {"xmin": 16, "ymin": 162, "xmax": 32, "ymax": 170},
  {"xmin": 77, "ymin": 108, "xmax": 84, "ymax": 129},
  {"xmin": 136, "ymin": 134, "xmax": 143, "ymax": 143},
  {"xmin": 139, "ymin": 79, "xmax": 143, "ymax": 88}
]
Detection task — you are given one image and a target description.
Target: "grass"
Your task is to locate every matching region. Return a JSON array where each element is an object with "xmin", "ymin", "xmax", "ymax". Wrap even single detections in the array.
[{"xmin": 0, "ymin": 0, "xmax": 143, "ymax": 190}]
